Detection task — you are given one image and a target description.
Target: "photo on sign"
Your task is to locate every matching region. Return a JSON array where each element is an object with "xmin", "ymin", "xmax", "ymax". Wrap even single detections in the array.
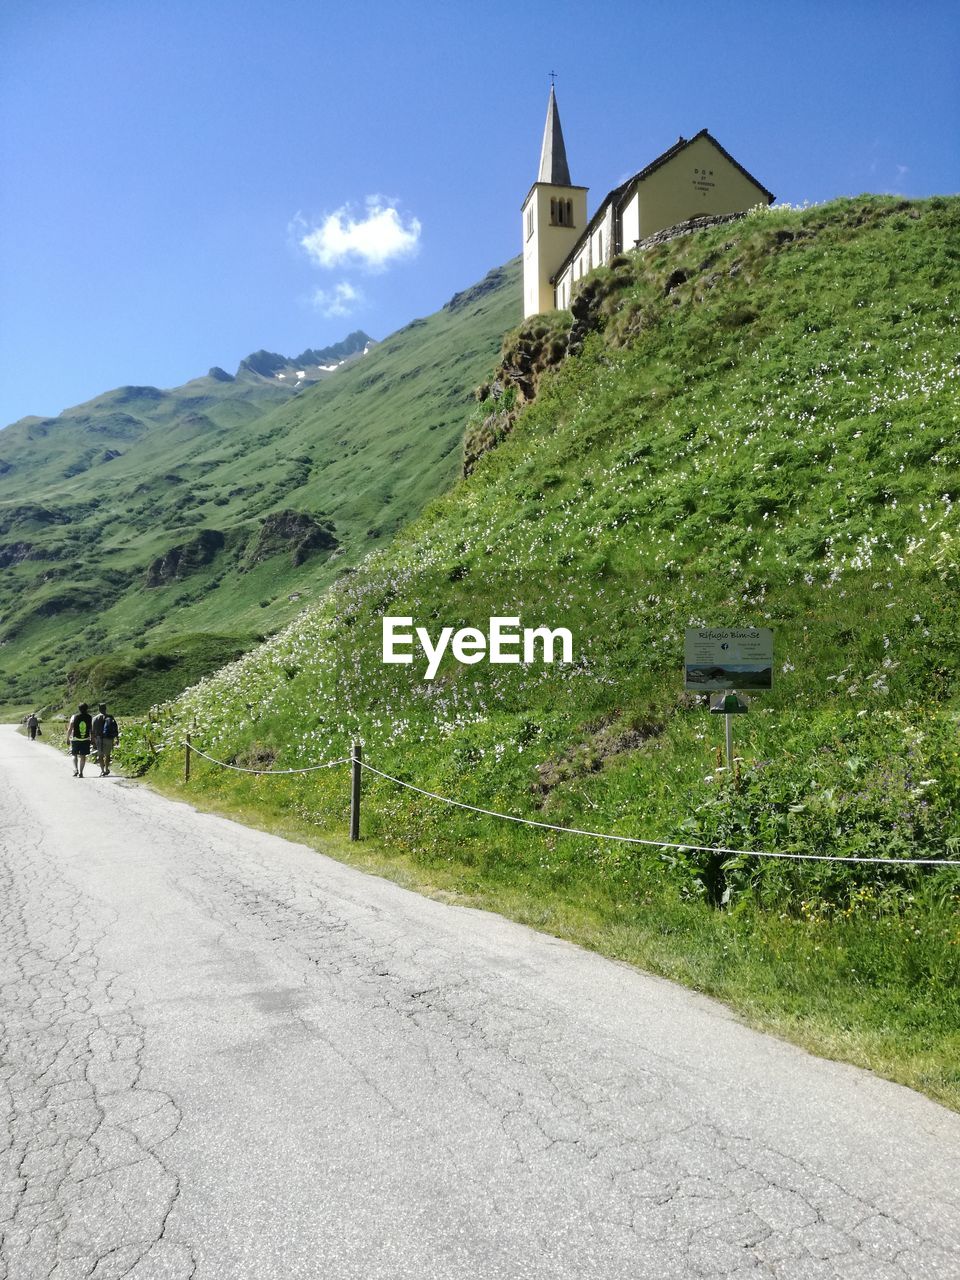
[{"xmin": 684, "ymin": 662, "xmax": 773, "ymax": 691}]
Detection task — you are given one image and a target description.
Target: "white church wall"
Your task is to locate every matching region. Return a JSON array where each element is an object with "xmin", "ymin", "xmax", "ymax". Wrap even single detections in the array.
[
  {"xmin": 619, "ymin": 191, "xmax": 641, "ymax": 254},
  {"xmin": 552, "ymin": 202, "xmax": 616, "ymax": 310},
  {"xmin": 601, "ymin": 204, "xmax": 616, "ymax": 264}
]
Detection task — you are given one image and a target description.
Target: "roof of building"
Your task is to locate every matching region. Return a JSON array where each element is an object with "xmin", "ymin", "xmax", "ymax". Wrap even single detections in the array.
[
  {"xmin": 551, "ymin": 129, "xmax": 775, "ymax": 283},
  {"xmin": 538, "ymin": 86, "xmax": 572, "ymax": 186}
]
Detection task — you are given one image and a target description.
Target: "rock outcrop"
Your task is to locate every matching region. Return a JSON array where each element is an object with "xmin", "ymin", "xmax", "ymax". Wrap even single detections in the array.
[
  {"xmin": 145, "ymin": 529, "xmax": 226, "ymax": 587},
  {"xmin": 243, "ymin": 512, "xmax": 338, "ymax": 570}
]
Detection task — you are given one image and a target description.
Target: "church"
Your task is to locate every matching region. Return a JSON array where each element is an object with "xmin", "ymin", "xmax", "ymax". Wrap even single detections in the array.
[{"xmin": 522, "ymin": 88, "xmax": 775, "ymax": 318}]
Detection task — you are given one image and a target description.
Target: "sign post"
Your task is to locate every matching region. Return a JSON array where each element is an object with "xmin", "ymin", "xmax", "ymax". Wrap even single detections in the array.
[
  {"xmin": 685, "ymin": 630, "xmax": 773, "ymax": 772},
  {"xmin": 709, "ymin": 690, "xmax": 748, "ymax": 768}
]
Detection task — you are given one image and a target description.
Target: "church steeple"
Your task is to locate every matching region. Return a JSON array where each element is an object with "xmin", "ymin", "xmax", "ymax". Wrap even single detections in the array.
[
  {"xmin": 537, "ymin": 86, "xmax": 572, "ymax": 186},
  {"xmin": 521, "ymin": 84, "xmax": 588, "ymax": 318}
]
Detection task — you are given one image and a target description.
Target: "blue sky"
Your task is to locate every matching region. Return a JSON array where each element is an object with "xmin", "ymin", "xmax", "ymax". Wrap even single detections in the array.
[{"xmin": 1, "ymin": 0, "xmax": 957, "ymax": 428}]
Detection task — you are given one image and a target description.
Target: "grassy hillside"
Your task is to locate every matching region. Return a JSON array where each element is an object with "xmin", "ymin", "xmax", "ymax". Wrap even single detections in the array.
[
  {"xmin": 132, "ymin": 196, "xmax": 960, "ymax": 1105},
  {"xmin": 0, "ymin": 264, "xmax": 519, "ymax": 714}
]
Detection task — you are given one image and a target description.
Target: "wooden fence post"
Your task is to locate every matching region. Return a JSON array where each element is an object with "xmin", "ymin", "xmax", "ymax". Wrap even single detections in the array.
[
  {"xmin": 185, "ymin": 732, "xmax": 191, "ymax": 783},
  {"xmin": 350, "ymin": 742, "xmax": 362, "ymax": 841}
]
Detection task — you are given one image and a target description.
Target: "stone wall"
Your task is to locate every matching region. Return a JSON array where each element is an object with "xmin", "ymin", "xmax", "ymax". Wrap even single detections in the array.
[{"xmin": 630, "ymin": 210, "xmax": 748, "ymax": 254}]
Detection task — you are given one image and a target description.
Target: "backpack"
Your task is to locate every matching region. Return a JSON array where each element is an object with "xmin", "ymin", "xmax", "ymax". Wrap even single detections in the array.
[
  {"xmin": 101, "ymin": 715, "xmax": 118, "ymax": 738},
  {"xmin": 74, "ymin": 715, "xmax": 91, "ymax": 740}
]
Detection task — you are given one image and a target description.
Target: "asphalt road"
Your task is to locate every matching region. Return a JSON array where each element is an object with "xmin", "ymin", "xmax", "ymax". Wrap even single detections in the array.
[{"xmin": 1, "ymin": 723, "xmax": 959, "ymax": 1280}]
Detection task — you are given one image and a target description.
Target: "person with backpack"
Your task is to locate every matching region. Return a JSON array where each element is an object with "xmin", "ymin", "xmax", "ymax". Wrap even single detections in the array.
[
  {"xmin": 66, "ymin": 703, "xmax": 93, "ymax": 777},
  {"xmin": 91, "ymin": 703, "xmax": 120, "ymax": 776},
  {"xmin": 91, "ymin": 704, "xmax": 104, "ymax": 766},
  {"xmin": 26, "ymin": 713, "xmax": 40, "ymax": 740}
]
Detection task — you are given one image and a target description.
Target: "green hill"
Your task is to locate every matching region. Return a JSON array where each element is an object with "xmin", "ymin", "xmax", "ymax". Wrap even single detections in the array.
[
  {"xmin": 0, "ymin": 264, "xmax": 519, "ymax": 713},
  {"xmin": 134, "ymin": 196, "xmax": 960, "ymax": 1105}
]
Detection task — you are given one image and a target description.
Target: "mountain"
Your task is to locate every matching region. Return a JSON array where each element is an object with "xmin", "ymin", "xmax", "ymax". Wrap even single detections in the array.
[
  {"xmin": 235, "ymin": 330, "xmax": 375, "ymax": 382},
  {"xmin": 0, "ymin": 266, "xmax": 519, "ymax": 712},
  {"xmin": 0, "ymin": 333, "xmax": 376, "ymax": 494}
]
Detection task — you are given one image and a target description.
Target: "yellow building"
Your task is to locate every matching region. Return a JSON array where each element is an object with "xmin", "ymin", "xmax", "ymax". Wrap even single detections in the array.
[{"xmin": 522, "ymin": 90, "xmax": 775, "ymax": 317}]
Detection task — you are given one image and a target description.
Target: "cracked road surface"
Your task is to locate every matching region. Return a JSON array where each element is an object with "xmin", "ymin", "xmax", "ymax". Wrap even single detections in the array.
[{"xmin": 1, "ymin": 724, "xmax": 959, "ymax": 1279}]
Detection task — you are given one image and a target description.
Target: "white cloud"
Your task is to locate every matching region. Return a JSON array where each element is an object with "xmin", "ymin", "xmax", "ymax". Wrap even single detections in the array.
[
  {"xmin": 300, "ymin": 198, "xmax": 421, "ymax": 271},
  {"xmin": 311, "ymin": 281, "xmax": 363, "ymax": 317}
]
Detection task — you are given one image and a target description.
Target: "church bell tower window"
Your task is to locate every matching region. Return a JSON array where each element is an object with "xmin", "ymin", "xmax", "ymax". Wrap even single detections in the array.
[{"xmin": 550, "ymin": 198, "xmax": 574, "ymax": 228}]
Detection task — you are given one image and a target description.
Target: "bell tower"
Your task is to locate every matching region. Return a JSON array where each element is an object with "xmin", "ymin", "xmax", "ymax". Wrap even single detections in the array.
[{"xmin": 521, "ymin": 86, "xmax": 588, "ymax": 317}]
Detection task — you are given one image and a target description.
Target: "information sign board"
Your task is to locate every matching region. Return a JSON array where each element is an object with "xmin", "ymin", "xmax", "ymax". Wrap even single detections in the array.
[{"xmin": 684, "ymin": 628, "xmax": 774, "ymax": 692}]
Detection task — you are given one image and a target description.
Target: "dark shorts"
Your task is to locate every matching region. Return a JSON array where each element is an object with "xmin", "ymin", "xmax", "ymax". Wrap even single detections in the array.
[{"xmin": 71, "ymin": 741, "xmax": 91, "ymax": 756}]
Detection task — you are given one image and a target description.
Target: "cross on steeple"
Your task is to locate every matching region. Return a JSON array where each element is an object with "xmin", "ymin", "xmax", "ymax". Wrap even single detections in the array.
[{"xmin": 548, "ymin": 70, "xmax": 558, "ymax": 86}]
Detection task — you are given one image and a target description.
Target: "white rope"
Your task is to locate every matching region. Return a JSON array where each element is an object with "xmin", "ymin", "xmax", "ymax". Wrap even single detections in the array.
[
  {"xmin": 185, "ymin": 743, "xmax": 352, "ymax": 776},
  {"xmin": 355, "ymin": 759, "xmax": 960, "ymax": 868},
  {"xmin": 176, "ymin": 737, "xmax": 959, "ymax": 867}
]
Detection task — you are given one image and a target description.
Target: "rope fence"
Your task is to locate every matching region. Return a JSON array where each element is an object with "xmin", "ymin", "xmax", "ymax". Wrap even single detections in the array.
[
  {"xmin": 180, "ymin": 739, "xmax": 960, "ymax": 868},
  {"xmin": 185, "ymin": 743, "xmax": 352, "ymax": 775}
]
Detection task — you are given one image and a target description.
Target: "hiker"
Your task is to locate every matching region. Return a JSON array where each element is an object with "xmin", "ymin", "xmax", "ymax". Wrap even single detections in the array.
[
  {"xmin": 91, "ymin": 703, "xmax": 104, "ymax": 766},
  {"xmin": 26, "ymin": 713, "xmax": 40, "ymax": 740},
  {"xmin": 66, "ymin": 703, "xmax": 93, "ymax": 777},
  {"xmin": 92, "ymin": 703, "xmax": 120, "ymax": 776}
]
